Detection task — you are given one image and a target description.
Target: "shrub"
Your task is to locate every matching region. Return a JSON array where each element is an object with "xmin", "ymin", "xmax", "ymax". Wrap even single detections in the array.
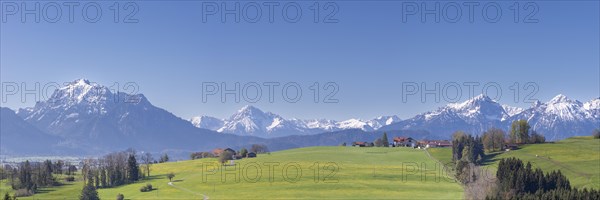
[
  {"xmin": 529, "ymin": 131, "xmax": 546, "ymax": 144},
  {"xmin": 167, "ymin": 173, "xmax": 175, "ymax": 182},
  {"xmin": 65, "ymin": 176, "xmax": 75, "ymax": 182},
  {"xmin": 116, "ymin": 193, "xmax": 124, "ymax": 200},
  {"xmin": 593, "ymin": 129, "xmax": 600, "ymax": 139},
  {"xmin": 140, "ymin": 183, "xmax": 153, "ymax": 192}
]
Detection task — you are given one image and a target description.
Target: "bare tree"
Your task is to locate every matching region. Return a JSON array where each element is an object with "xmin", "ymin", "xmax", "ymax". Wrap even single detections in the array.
[
  {"xmin": 141, "ymin": 152, "xmax": 153, "ymax": 177},
  {"xmin": 482, "ymin": 128, "xmax": 506, "ymax": 152},
  {"xmin": 250, "ymin": 144, "xmax": 269, "ymax": 154},
  {"xmin": 464, "ymin": 165, "xmax": 497, "ymax": 200}
]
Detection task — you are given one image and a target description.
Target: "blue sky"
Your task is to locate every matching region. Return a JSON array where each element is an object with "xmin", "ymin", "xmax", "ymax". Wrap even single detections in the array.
[{"xmin": 1, "ymin": 1, "xmax": 598, "ymax": 120}]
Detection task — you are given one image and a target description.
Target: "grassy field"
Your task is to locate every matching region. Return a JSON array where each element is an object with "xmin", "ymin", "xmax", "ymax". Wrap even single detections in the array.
[
  {"xmin": 1, "ymin": 146, "xmax": 464, "ymax": 199},
  {"xmin": 428, "ymin": 136, "xmax": 600, "ymax": 190}
]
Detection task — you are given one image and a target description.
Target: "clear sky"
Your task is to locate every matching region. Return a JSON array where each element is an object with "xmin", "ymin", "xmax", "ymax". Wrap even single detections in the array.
[{"xmin": 1, "ymin": 1, "xmax": 598, "ymax": 121}]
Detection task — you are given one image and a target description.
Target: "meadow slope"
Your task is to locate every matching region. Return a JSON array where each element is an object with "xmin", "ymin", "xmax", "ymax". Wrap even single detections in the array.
[
  {"xmin": 428, "ymin": 137, "xmax": 600, "ymax": 190},
  {"xmin": 2, "ymin": 147, "xmax": 464, "ymax": 199}
]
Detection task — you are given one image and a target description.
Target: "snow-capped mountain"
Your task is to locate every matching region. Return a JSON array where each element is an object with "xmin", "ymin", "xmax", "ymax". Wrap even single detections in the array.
[
  {"xmin": 502, "ymin": 105, "xmax": 525, "ymax": 116},
  {"xmin": 381, "ymin": 94, "xmax": 600, "ymax": 140},
  {"xmin": 381, "ymin": 94, "xmax": 508, "ymax": 137},
  {"xmin": 509, "ymin": 95, "xmax": 599, "ymax": 140},
  {"xmin": 447, "ymin": 94, "xmax": 510, "ymax": 122},
  {"xmin": 191, "ymin": 106, "xmax": 401, "ymax": 138},
  {"xmin": 6, "ymin": 79, "xmax": 598, "ymax": 156},
  {"xmin": 190, "ymin": 94, "xmax": 598, "ymax": 140},
  {"xmin": 15, "ymin": 79, "xmax": 263, "ymax": 153},
  {"xmin": 17, "ymin": 79, "xmax": 152, "ymax": 139},
  {"xmin": 219, "ymin": 105, "xmax": 269, "ymax": 134},
  {"xmin": 191, "ymin": 116, "xmax": 224, "ymax": 130},
  {"xmin": 583, "ymin": 98, "xmax": 600, "ymax": 118},
  {"xmin": 367, "ymin": 115, "xmax": 402, "ymax": 129}
]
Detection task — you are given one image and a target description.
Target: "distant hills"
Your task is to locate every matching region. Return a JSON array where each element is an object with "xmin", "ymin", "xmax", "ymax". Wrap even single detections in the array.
[
  {"xmin": 2, "ymin": 79, "xmax": 598, "ymax": 157},
  {"xmin": 1, "ymin": 107, "xmax": 63, "ymax": 155}
]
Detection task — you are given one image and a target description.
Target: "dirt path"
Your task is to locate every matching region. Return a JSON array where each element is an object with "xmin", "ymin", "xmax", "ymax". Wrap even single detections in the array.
[{"xmin": 168, "ymin": 181, "xmax": 209, "ymax": 200}]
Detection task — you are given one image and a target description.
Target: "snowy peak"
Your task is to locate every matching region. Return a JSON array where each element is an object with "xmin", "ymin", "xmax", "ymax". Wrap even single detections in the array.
[
  {"xmin": 472, "ymin": 94, "xmax": 493, "ymax": 102},
  {"xmin": 230, "ymin": 105, "xmax": 275, "ymax": 121},
  {"xmin": 444, "ymin": 94, "xmax": 508, "ymax": 121},
  {"xmin": 337, "ymin": 119, "xmax": 373, "ymax": 131},
  {"xmin": 218, "ymin": 105, "xmax": 279, "ymax": 136},
  {"xmin": 367, "ymin": 115, "xmax": 401, "ymax": 129},
  {"xmin": 52, "ymin": 78, "xmax": 110, "ymax": 104},
  {"xmin": 191, "ymin": 106, "xmax": 400, "ymax": 137},
  {"xmin": 507, "ymin": 95, "xmax": 597, "ymax": 140},
  {"xmin": 549, "ymin": 94, "xmax": 572, "ymax": 103},
  {"xmin": 72, "ymin": 78, "xmax": 92, "ymax": 86},
  {"xmin": 302, "ymin": 119, "xmax": 338, "ymax": 130},
  {"xmin": 17, "ymin": 78, "xmax": 160, "ymax": 138},
  {"xmin": 237, "ymin": 105, "xmax": 263, "ymax": 115},
  {"xmin": 584, "ymin": 98, "xmax": 600, "ymax": 119},
  {"xmin": 380, "ymin": 94, "xmax": 599, "ymax": 140},
  {"xmin": 449, "ymin": 94, "xmax": 496, "ymax": 110},
  {"xmin": 532, "ymin": 94, "xmax": 586, "ymax": 121},
  {"xmin": 191, "ymin": 116, "xmax": 224, "ymax": 130},
  {"xmin": 502, "ymin": 105, "xmax": 524, "ymax": 116},
  {"xmin": 584, "ymin": 98, "xmax": 600, "ymax": 110},
  {"xmin": 189, "ymin": 94, "xmax": 598, "ymax": 140}
]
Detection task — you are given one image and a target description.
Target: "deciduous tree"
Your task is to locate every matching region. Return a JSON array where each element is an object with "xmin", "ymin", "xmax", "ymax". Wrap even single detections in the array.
[{"xmin": 510, "ymin": 120, "xmax": 530, "ymax": 144}]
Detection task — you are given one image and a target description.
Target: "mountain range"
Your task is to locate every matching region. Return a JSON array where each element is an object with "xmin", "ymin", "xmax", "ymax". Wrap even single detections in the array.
[
  {"xmin": 380, "ymin": 94, "xmax": 600, "ymax": 140},
  {"xmin": 192, "ymin": 94, "xmax": 600, "ymax": 140},
  {"xmin": 190, "ymin": 106, "xmax": 400, "ymax": 138},
  {"xmin": 2, "ymin": 79, "xmax": 599, "ymax": 157},
  {"xmin": 9, "ymin": 79, "xmax": 266, "ymax": 157}
]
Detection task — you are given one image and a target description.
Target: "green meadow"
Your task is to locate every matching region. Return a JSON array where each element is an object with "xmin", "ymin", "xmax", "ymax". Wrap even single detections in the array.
[
  {"xmin": 428, "ymin": 136, "xmax": 600, "ymax": 190},
  {"xmin": 2, "ymin": 137, "xmax": 597, "ymax": 199},
  {"xmin": 2, "ymin": 147, "xmax": 464, "ymax": 199}
]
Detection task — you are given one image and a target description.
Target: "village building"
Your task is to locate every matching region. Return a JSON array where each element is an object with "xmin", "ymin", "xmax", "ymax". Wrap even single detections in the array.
[
  {"xmin": 393, "ymin": 137, "xmax": 416, "ymax": 147},
  {"xmin": 212, "ymin": 148, "xmax": 236, "ymax": 157},
  {"xmin": 352, "ymin": 142, "xmax": 367, "ymax": 147}
]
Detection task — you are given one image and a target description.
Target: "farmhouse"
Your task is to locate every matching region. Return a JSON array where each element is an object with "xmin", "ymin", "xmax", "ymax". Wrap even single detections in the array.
[
  {"xmin": 353, "ymin": 142, "xmax": 367, "ymax": 147},
  {"xmin": 212, "ymin": 148, "xmax": 236, "ymax": 157},
  {"xmin": 393, "ymin": 137, "xmax": 416, "ymax": 147},
  {"xmin": 424, "ymin": 140, "xmax": 452, "ymax": 148}
]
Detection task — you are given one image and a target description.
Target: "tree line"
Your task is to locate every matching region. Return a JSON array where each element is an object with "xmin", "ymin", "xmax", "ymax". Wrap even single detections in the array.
[
  {"xmin": 79, "ymin": 149, "xmax": 157, "ymax": 200},
  {"xmin": 1, "ymin": 160, "xmax": 77, "ymax": 197},
  {"xmin": 451, "ymin": 131, "xmax": 485, "ymax": 185},
  {"xmin": 509, "ymin": 120, "xmax": 545, "ymax": 144},
  {"xmin": 81, "ymin": 149, "xmax": 143, "ymax": 189},
  {"xmin": 450, "ymin": 120, "xmax": 548, "ymax": 199},
  {"xmin": 486, "ymin": 157, "xmax": 600, "ymax": 200},
  {"xmin": 190, "ymin": 144, "xmax": 269, "ymax": 161}
]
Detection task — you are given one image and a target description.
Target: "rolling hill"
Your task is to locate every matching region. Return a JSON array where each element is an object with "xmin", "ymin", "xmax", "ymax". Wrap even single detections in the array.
[
  {"xmin": 428, "ymin": 137, "xmax": 600, "ymax": 190},
  {"xmin": 1, "ymin": 147, "xmax": 464, "ymax": 199}
]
